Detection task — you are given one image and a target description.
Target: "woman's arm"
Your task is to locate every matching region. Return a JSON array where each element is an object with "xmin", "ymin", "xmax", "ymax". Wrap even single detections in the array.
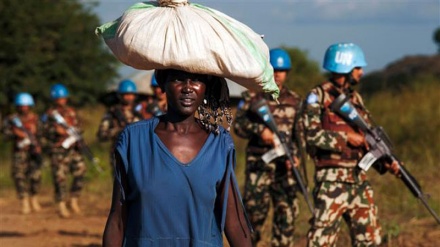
[
  {"xmin": 103, "ymin": 154, "xmax": 127, "ymax": 247},
  {"xmin": 224, "ymin": 178, "xmax": 252, "ymax": 247}
]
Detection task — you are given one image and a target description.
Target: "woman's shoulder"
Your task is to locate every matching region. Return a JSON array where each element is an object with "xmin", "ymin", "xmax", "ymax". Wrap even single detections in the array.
[{"xmin": 213, "ymin": 125, "xmax": 235, "ymax": 150}]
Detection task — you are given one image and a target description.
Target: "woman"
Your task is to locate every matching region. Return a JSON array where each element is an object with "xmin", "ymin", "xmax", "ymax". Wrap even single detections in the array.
[{"xmin": 103, "ymin": 69, "xmax": 252, "ymax": 247}]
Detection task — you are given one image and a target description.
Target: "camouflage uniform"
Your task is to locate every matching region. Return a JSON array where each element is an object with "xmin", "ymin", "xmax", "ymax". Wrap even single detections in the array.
[
  {"xmin": 43, "ymin": 105, "xmax": 87, "ymax": 202},
  {"xmin": 303, "ymin": 81, "xmax": 382, "ymax": 247},
  {"xmin": 135, "ymin": 98, "xmax": 166, "ymax": 120},
  {"xmin": 2, "ymin": 112, "xmax": 43, "ymax": 199},
  {"xmin": 234, "ymin": 88, "xmax": 303, "ymax": 247},
  {"xmin": 97, "ymin": 104, "xmax": 143, "ymax": 174}
]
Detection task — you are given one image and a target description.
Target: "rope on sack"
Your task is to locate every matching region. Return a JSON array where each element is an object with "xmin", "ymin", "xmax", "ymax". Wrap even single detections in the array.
[{"xmin": 159, "ymin": 0, "xmax": 189, "ymax": 7}]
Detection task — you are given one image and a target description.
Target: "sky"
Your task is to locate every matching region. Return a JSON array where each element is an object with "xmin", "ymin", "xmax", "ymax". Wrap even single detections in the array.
[{"xmin": 91, "ymin": 0, "xmax": 440, "ymax": 78}]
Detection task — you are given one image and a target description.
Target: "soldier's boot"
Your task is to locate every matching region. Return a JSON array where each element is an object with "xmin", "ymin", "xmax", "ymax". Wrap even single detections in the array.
[
  {"xmin": 21, "ymin": 196, "xmax": 31, "ymax": 215},
  {"xmin": 58, "ymin": 201, "xmax": 71, "ymax": 218},
  {"xmin": 30, "ymin": 196, "xmax": 42, "ymax": 212},
  {"xmin": 70, "ymin": 197, "xmax": 81, "ymax": 215}
]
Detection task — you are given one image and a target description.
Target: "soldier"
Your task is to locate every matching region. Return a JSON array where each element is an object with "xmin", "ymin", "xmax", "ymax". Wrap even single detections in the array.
[
  {"xmin": 2, "ymin": 93, "xmax": 43, "ymax": 214},
  {"xmin": 135, "ymin": 72, "xmax": 167, "ymax": 119},
  {"xmin": 303, "ymin": 43, "xmax": 399, "ymax": 246},
  {"xmin": 43, "ymin": 83, "xmax": 87, "ymax": 218},
  {"xmin": 97, "ymin": 79, "xmax": 143, "ymax": 174},
  {"xmin": 233, "ymin": 48, "xmax": 303, "ymax": 247}
]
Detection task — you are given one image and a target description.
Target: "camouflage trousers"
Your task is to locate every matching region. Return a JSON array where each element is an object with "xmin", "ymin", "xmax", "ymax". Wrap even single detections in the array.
[
  {"xmin": 50, "ymin": 147, "xmax": 87, "ymax": 202},
  {"xmin": 307, "ymin": 180, "xmax": 382, "ymax": 247},
  {"xmin": 243, "ymin": 154, "xmax": 299, "ymax": 247},
  {"xmin": 11, "ymin": 151, "xmax": 42, "ymax": 199}
]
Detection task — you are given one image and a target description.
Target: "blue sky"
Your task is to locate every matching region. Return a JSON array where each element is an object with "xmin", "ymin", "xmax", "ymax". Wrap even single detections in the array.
[{"xmin": 92, "ymin": 0, "xmax": 439, "ymax": 77}]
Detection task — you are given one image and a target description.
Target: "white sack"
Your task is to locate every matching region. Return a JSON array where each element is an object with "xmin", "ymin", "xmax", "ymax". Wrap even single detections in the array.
[{"xmin": 96, "ymin": 0, "xmax": 279, "ymax": 98}]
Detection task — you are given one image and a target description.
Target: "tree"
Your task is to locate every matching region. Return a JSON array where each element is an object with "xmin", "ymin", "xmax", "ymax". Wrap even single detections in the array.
[
  {"xmin": 281, "ymin": 47, "xmax": 325, "ymax": 97},
  {"xmin": 0, "ymin": 0, "xmax": 119, "ymax": 111},
  {"xmin": 434, "ymin": 27, "xmax": 440, "ymax": 53}
]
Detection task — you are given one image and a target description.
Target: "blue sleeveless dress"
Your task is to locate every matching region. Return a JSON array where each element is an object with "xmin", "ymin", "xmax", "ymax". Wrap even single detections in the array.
[{"xmin": 115, "ymin": 117, "xmax": 245, "ymax": 247}]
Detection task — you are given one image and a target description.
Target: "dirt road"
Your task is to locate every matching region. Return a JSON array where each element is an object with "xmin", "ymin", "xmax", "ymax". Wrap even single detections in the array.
[{"xmin": 1, "ymin": 188, "xmax": 439, "ymax": 247}]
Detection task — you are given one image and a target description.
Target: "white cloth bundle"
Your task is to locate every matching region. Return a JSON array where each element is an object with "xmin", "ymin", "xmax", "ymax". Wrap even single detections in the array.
[{"xmin": 96, "ymin": 0, "xmax": 279, "ymax": 98}]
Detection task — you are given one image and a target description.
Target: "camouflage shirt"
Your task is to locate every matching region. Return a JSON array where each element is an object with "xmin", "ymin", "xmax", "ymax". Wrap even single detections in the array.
[
  {"xmin": 303, "ymin": 81, "xmax": 372, "ymax": 183},
  {"xmin": 96, "ymin": 104, "xmax": 143, "ymax": 146},
  {"xmin": 135, "ymin": 98, "xmax": 166, "ymax": 120},
  {"xmin": 233, "ymin": 87, "xmax": 304, "ymax": 157},
  {"xmin": 2, "ymin": 112, "xmax": 42, "ymax": 152},
  {"xmin": 43, "ymin": 105, "xmax": 82, "ymax": 149}
]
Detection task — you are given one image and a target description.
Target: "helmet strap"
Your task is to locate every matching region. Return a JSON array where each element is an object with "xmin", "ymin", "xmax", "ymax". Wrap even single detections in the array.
[{"xmin": 346, "ymin": 72, "xmax": 359, "ymax": 86}]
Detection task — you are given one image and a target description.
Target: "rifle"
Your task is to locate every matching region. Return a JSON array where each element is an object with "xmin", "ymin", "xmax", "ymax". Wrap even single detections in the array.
[
  {"xmin": 113, "ymin": 107, "xmax": 129, "ymax": 127},
  {"xmin": 331, "ymin": 93, "xmax": 440, "ymax": 225},
  {"xmin": 11, "ymin": 116, "xmax": 43, "ymax": 166},
  {"xmin": 52, "ymin": 110, "xmax": 103, "ymax": 173},
  {"xmin": 251, "ymin": 98, "xmax": 314, "ymax": 214}
]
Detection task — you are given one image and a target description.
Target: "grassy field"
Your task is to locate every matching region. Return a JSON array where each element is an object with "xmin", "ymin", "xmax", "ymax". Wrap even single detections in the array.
[{"xmin": 0, "ymin": 81, "xmax": 439, "ymax": 246}]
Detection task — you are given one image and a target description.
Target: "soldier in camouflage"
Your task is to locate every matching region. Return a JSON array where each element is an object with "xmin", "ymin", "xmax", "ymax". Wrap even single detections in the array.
[
  {"xmin": 43, "ymin": 83, "xmax": 87, "ymax": 218},
  {"xmin": 2, "ymin": 93, "xmax": 43, "ymax": 214},
  {"xmin": 303, "ymin": 43, "xmax": 398, "ymax": 247},
  {"xmin": 135, "ymin": 72, "xmax": 167, "ymax": 119},
  {"xmin": 97, "ymin": 79, "xmax": 143, "ymax": 175},
  {"xmin": 234, "ymin": 48, "xmax": 304, "ymax": 247}
]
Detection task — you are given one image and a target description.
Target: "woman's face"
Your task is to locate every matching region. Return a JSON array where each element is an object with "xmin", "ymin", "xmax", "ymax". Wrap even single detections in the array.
[{"xmin": 164, "ymin": 71, "xmax": 207, "ymax": 116}]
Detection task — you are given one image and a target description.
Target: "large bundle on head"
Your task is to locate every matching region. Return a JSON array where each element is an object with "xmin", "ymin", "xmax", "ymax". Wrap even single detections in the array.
[{"xmin": 95, "ymin": 0, "xmax": 279, "ymax": 99}]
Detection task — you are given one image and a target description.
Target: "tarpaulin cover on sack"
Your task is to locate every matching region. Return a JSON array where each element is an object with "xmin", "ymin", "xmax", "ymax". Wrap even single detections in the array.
[{"xmin": 95, "ymin": 0, "xmax": 279, "ymax": 98}]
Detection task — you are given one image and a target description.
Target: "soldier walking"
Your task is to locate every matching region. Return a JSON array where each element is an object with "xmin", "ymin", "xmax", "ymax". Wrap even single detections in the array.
[
  {"xmin": 97, "ymin": 79, "xmax": 143, "ymax": 174},
  {"xmin": 43, "ymin": 83, "xmax": 87, "ymax": 218},
  {"xmin": 2, "ymin": 93, "xmax": 43, "ymax": 214},
  {"xmin": 303, "ymin": 43, "xmax": 399, "ymax": 246},
  {"xmin": 233, "ymin": 48, "xmax": 304, "ymax": 247}
]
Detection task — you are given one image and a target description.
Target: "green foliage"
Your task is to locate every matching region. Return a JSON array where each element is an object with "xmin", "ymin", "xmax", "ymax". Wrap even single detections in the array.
[
  {"xmin": 0, "ymin": 0, "xmax": 119, "ymax": 112},
  {"xmin": 281, "ymin": 47, "xmax": 325, "ymax": 97},
  {"xmin": 434, "ymin": 26, "xmax": 440, "ymax": 53},
  {"xmin": 360, "ymin": 54, "xmax": 440, "ymax": 96}
]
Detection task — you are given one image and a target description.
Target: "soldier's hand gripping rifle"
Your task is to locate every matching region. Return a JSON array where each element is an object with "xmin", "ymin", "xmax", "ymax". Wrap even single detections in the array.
[
  {"xmin": 52, "ymin": 110, "xmax": 103, "ymax": 173},
  {"xmin": 331, "ymin": 93, "xmax": 440, "ymax": 225},
  {"xmin": 251, "ymin": 98, "xmax": 314, "ymax": 214},
  {"xmin": 11, "ymin": 117, "xmax": 43, "ymax": 166}
]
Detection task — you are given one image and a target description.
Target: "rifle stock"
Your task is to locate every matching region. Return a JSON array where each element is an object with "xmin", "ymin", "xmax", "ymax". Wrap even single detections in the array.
[
  {"xmin": 331, "ymin": 93, "xmax": 440, "ymax": 225},
  {"xmin": 251, "ymin": 98, "xmax": 314, "ymax": 214}
]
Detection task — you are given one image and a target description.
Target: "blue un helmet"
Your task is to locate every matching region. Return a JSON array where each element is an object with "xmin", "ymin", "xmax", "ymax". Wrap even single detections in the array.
[
  {"xmin": 150, "ymin": 73, "xmax": 158, "ymax": 87},
  {"xmin": 50, "ymin": 83, "xmax": 69, "ymax": 99},
  {"xmin": 118, "ymin": 79, "xmax": 137, "ymax": 94},
  {"xmin": 323, "ymin": 43, "xmax": 367, "ymax": 74},
  {"xmin": 14, "ymin": 92, "xmax": 35, "ymax": 106},
  {"xmin": 269, "ymin": 48, "xmax": 292, "ymax": 70}
]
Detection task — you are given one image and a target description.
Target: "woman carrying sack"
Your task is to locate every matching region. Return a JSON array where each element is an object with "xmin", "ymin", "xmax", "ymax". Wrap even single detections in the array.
[
  {"xmin": 97, "ymin": 1, "xmax": 279, "ymax": 246},
  {"xmin": 103, "ymin": 69, "xmax": 252, "ymax": 246}
]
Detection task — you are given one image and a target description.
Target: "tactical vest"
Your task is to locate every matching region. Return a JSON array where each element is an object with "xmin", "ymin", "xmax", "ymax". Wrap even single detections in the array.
[
  {"xmin": 314, "ymin": 81, "xmax": 369, "ymax": 168},
  {"xmin": 247, "ymin": 87, "xmax": 302, "ymax": 154},
  {"xmin": 110, "ymin": 105, "xmax": 142, "ymax": 127},
  {"xmin": 9, "ymin": 112, "xmax": 39, "ymax": 152},
  {"xmin": 46, "ymin": 106, "xmax": 79, "ymax": 144}
]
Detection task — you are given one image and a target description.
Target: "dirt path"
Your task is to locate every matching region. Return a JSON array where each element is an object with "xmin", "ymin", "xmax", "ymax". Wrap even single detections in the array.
[
  {"xmin": 1, "ymin": 189, "xmax": 439, "ymax": 247},
  {"xmin": 0, "ymin": 189, "xmax": 108, "ymax": 247}
]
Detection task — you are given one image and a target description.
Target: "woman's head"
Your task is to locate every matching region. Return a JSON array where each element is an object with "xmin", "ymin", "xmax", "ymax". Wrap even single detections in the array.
[{"xmin": 155, "ymin": 69, "xmax": 232, "ymax": 134}]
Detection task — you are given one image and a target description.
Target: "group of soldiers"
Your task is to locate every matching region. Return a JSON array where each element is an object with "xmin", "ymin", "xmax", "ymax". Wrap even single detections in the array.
[
  {"xmin": 1, "ymin": 76, "xmax": 166, "ymax": 218},
  {"xmin": 234, "ymin": 43, "xmax": 399, "ymax": 247},
  {"xmin": 3, "ymin": 42, "xmax": 400, "ymax": 246}
]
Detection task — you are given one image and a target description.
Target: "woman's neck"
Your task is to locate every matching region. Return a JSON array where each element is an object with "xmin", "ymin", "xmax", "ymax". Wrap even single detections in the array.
[{"xmin": 161, "ymin": 115, "xmax": 201, "ymax": 134}]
